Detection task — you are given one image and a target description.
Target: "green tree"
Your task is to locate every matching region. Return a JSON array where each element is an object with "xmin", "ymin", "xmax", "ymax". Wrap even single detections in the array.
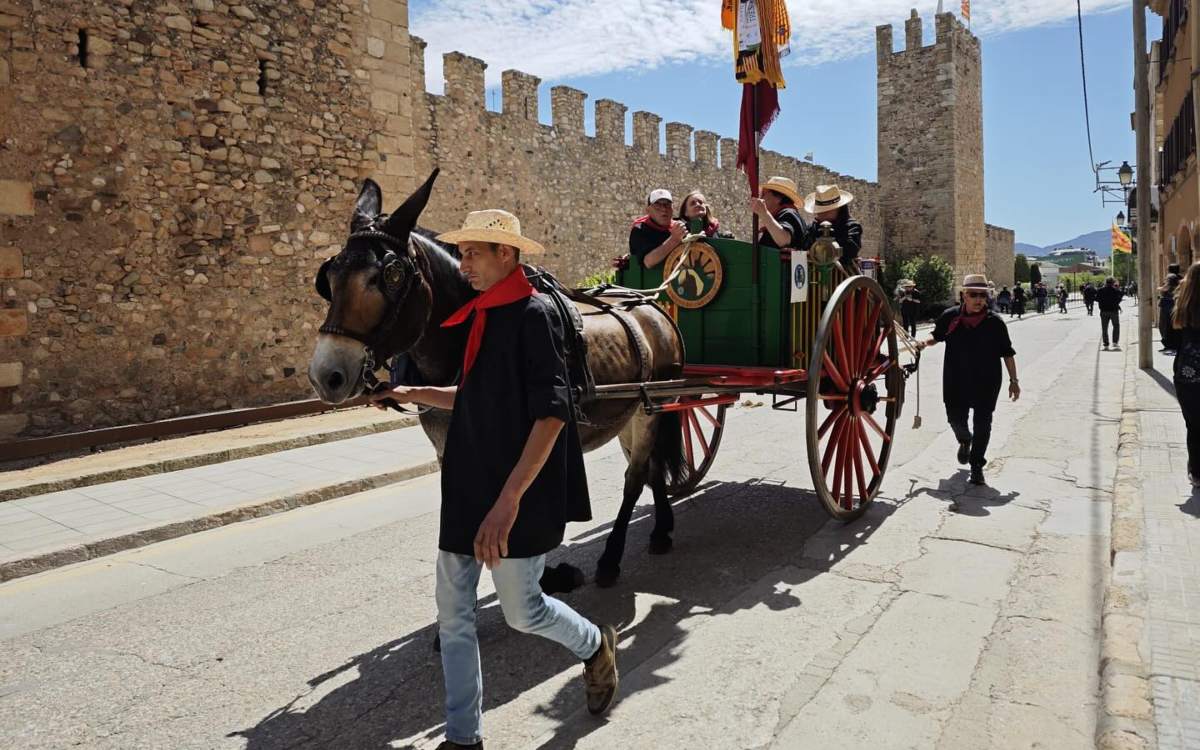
[
  {"xmin": 1014, "ymin": 254, "xmax": 1031, "ymax": 283},
  {"xmin": 900, "ymin": 255, "xmax": 955, "ymax": 309},
  {"xmin": 1030, "ymin": 262, "xmax": 1042, "ymax": 285},
  {"xmin": 1112, "ymin": 251, "xmax": 1134, "ymax": 282}
]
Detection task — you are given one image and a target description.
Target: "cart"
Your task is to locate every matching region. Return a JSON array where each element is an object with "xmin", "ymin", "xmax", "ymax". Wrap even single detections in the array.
[{"xmin": 591, "ymin": 233, "xmax": 912, "ymax": 522}]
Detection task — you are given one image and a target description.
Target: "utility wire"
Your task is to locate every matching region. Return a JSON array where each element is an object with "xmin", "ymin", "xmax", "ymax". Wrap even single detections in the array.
[{"xmin": 1076, "ymin": 0, "xmax": 1099, "ymax": 175}]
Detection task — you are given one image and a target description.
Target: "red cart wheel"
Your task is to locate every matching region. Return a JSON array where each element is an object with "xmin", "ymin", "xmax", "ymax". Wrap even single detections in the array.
[
  {"xmin": 805, "ymin": 276, "xmax": 902, "ymax": 521},
  {"xmin": 666, "ymin": 395, "xmax": 728, "ymax": 497}
]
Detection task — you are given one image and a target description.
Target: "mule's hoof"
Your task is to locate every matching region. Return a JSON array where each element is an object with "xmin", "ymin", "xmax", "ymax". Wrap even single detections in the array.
[
  {"xmin": 594, "ymin": 565, "xmax": 621, "ymax": 589},
  {"xmin": 540, "ymin": 562, "xmax": 586, "ymax": 595},
  {"xmin": 648, "ymin": 535, "xmax": 673, "ymax": 555}
]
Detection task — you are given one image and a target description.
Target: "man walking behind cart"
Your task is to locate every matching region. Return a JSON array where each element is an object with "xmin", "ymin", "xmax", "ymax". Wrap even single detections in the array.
[
  {"xmin": 917, "ymin": 274, "xmax": 1021, "ymax": 487},
  {"xmin": 370, "ymin": 209, "xmax": 619, "ymax": 750}
]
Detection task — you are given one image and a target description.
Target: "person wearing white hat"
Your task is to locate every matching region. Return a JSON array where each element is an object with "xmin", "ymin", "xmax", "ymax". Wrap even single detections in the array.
[
  {"xmin": 629, "ymin": 188, "xmax": 686, "ymax": 269},
  {"xmin": 802, "ymin": 184, "xmax": 862, "ymax": 272},
  {"xmin": 371, "ymin": 209, "xmax": 620, "ymax": 749},
  {"xmin": 750, "ymin": 176, "xmax": 809, "ymax": 249},
  {"xmin": 896, "ymin": 279, "xmax": 921, "ymax": 338},
  {"xmin": 916, "ymin": 273, "xmax": 1021, "ymax": 488}
]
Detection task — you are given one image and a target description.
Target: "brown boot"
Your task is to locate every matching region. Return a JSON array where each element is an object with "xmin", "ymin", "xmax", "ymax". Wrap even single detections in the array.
[
  {"xmin": 583, "ymin": 624, "xmax": 619, "ymax": 715},
  {"xmin": 436, "ymin": 741, "xmax": 482, "ymax": 750}
]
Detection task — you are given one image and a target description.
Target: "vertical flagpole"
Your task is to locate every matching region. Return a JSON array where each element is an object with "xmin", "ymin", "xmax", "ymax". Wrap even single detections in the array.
[
  {"xmin": 752, "ymin": 85, "xmax": 761, "ymax": 284},
  {"xmin": 751, "ymin": 83, "xmax": 763, "ymax": 364}
]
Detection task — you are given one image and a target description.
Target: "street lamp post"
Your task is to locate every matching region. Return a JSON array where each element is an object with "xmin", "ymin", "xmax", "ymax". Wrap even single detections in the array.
[{"xmin": 1134, "ymin": 0, "xmax": 1153, "ymax": 369}]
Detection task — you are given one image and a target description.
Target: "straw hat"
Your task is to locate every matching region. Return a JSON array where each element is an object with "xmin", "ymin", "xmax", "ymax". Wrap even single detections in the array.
[
  {"xmin": 436, "ymin": 209, "xmax": 545, "ymax": 256},
  {"xmin": 760, "ymin": 176, "xmax": 803, "ymax": 206},
  {"xmin": 961, "ymin": 273, "xmax": 990, "ymax": 290},
  {"xmin": 804, "ymin": 184, "xmax": 855, "ymax": 214},
  {"xmin": 899, "ymin": 278, "xmax": 916, "ymax": 288}
]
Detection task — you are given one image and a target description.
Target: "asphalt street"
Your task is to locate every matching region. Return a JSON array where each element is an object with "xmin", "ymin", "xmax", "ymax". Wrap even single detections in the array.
[{"xmin": 0, "ymin": 302, "xmax": 1123, "ymax": 749}]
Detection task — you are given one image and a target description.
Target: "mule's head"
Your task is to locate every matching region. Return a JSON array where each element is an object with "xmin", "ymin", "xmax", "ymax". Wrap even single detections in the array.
[{"xmin": 308, "ymin": 170, "xmax": 438, "ymax": 404}]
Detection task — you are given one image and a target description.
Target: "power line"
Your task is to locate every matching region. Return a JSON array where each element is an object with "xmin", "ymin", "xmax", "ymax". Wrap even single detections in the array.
[{"xmin": 1075, "ymin": 0, "xmax": 1099, "ymax": 175}]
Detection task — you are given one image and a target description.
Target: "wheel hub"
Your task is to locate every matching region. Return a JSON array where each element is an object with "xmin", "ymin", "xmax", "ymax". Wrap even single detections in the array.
[{"xmin": 854, "ymin": 381, "xmax": 880, "ymax": 414}]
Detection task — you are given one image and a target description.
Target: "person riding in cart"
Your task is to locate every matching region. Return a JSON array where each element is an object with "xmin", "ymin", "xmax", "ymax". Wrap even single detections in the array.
[
  {"xmin": 370, "ymin": 209, "xmax": 619, "ymax": 749},
  {"xmin": 629, "ymin": 188, "xmax": 687, "ymax": 269},
  {"xmin": 802, "ymin": 184, "xmax": 862, "ymax": 273},
  {"xmin": 916, "ymin": 274, "xmax": 1020, "ymax": 489},
  {"xmin": 749, "ymin": 175, "xmax": 808, "ymax": 250}
]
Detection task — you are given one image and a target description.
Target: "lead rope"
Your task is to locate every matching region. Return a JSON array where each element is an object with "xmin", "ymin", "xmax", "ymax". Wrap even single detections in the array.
[{"xmin": 893, "ymin": 320, "xmax": 923, "ymax": 429}]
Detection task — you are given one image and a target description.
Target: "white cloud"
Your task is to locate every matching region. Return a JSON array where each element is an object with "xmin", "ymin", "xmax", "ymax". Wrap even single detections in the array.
[{"xmin": 410, "ymin": 0, "xmax": 1128, "ymax": 91}]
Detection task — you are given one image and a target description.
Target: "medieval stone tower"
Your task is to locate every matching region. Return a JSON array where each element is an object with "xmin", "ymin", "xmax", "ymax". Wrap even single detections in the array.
[{"xmin": 876, "ymin": 11, "xmax": 1010, "ymax": 286}]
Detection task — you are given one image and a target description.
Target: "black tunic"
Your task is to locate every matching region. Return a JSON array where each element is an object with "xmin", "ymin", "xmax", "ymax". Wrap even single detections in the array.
[
  {"xmin": 440, "ymin": 294, "xmax": 591, "ymax": 558},
  {"xmin": 629, "ymin": 219, "xmax": 672, "ymax": 267},
  {"xmin": 757, "ymin": 207, "xmax": 807, "ymax": 249},
  {"xmin": 932, "ymin": 306, "xmax": 1016, "ymax": 412}
]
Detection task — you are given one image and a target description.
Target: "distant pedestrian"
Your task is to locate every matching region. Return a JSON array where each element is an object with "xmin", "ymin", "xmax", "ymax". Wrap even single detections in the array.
[
  {"xmin": 896, "ymin": 279, "xmax": 921, "ymax": 338},
  {"xmin": 1160, "ymin": 265, "xmax": 1183, "ymax": 354},
  {"xmin": 1034, "ymin": 283, "xmax": 1048, "ymax": 314},
  {"xmin": 1096, "ymin": 276, "xmax": 1124, "ymax": 350},
  {"xmin": 1083, "ymin": 282, "xmax": 1096, "ymax": 316},
  {"xmin": 1171, "ymin": 261, "xmax": 1200, "ymax": 486},
  {"xmin": 917, "ymin": 274, "xmax": 1020, "ymax": 487},
  {"xmin": 997, "ymin": 286, "xmax": 1012, "ymax": 314},
  {"xmin": 1011, "ymin": 284, "xmax": 1026, "ymax": 319},
  {"xmin": 1057, "ymin": 284, "xmax": 1069, "ymax": 313}
]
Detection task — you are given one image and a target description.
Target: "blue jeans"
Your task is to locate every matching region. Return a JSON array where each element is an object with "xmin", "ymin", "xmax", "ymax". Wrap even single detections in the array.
[{"xmin": 436, "ymin": 550, "xmax": 600, "ymax": 745}]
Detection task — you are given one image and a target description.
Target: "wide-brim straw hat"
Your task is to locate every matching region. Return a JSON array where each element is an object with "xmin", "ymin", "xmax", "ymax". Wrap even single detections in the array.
[
  {"xmin": 761, "ymin": 176, "xmax": 803, "ymax": 206},
  {"xmin": 804, "ymin": 184, "xmax": 854, "ymax": 214},
  {"xmin": 436, "ymin": 209, "xmax": 546, "ymax": 256},
  {"xmin": 961, "ymin": 273, "xmax": 990, "ymax": 290}
]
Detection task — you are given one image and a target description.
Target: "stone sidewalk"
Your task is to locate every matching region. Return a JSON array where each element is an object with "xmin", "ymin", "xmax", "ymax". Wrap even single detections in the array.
[
  {"xmin": 0, "ymin": 422, "xmax": 438, "ymax": 581},
  {"xmin": 1124, "ymin": 334, "xmax": 1200, "ymax": 750}
]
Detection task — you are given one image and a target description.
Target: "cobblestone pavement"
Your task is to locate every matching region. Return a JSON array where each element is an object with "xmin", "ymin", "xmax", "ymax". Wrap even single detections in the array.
[
  {"xmin": 0, "ymin": 306, "xmax": 1126, "ymax": 749},
  {"xmin": 1131, "ymin": 338, "xmax": 1200, "ymax": 750}
]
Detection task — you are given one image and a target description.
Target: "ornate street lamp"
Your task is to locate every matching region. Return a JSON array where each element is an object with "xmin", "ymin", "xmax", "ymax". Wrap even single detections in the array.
[{"xmin": 1118, "ymin": 161, "xmax": 1134, "ymax": 186}]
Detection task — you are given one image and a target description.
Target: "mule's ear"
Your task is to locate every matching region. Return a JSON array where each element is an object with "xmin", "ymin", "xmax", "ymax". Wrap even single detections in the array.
[
  {"xmin": 315, "ymin": 258, "xmax": 333, "ymax": 301},
  {"xmin": 382, "ymin": 168, "xmax": 439, "ymax": 239},
  {"xmin": 351, "ymin": 179, "xmax": 383, "ymax": 232}
]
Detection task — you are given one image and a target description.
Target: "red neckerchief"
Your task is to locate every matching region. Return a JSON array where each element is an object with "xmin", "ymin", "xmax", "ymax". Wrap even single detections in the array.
[
  {"xmin": 703, "ymin": 219, "xmax": 720, "ymax": 237},
  {"xmin": 632, "ymin": 215, "xmax": 672, "ymax": 232},
  {"xmin": 946, "ymin": 305, "xmax": 988, "ymax": 336},
  {"xmin": 441, "ymin": 266, "xmax": 535, "ymax": 380}
]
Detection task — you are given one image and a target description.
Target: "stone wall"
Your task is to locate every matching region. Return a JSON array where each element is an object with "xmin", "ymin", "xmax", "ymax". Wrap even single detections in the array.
[
  {"xmin": 876, "ymin": 10, "xmax": 999, "ymax": 284},
  {"xmin": 407, "ymin": 43, "xmax": 882, "ymax": 286},
  {"xmin": 0, "ymin": 0, "xmax": 412, "ymax": 438},
  {"xmin": 985, "ymin": 224, "xmax": 1015, "ymax": 287}
]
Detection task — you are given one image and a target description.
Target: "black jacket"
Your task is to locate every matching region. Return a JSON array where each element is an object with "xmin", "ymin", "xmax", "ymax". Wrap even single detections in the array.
[
  {"xmin": 757, "ymin": 207, "xmax": 808, "ymax": 249},
  {"xmin": 932, "ymin": 306, "xmax": 1016, "ymax": 411},
  {"xmin": 1096, "ymin": 285, "xmax": 1123, "ymax": 313}
]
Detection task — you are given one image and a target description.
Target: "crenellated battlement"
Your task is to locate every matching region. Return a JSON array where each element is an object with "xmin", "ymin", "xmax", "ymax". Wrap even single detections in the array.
[{"xmin": 876, "ymin": 9, "xmax": 979, "ymax": 63}]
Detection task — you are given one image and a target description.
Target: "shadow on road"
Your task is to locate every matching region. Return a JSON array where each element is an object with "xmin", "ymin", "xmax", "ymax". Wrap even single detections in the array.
[
  {"xmin": 900, "ymin": 470, "xmax": 1020, "ymax": 517},
  {"xmin": 230, "ymin": 477, "xmax": 891, "ymax": 749}
]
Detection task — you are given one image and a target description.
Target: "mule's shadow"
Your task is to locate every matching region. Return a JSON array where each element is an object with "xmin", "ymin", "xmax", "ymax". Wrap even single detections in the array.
[{"xmin": 231, "ymin": 477, "xmax": 892, "ymax": 749}]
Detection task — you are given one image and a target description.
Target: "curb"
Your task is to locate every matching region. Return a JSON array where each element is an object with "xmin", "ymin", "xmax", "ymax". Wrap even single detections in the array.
[
  {"xmin": 0, "ymin": 458, "xmax": 440, "ymax": 583},
  {"xmin": 0, "ymin": 415, "xmax": 418, "ymax": 503},
  {"xmin": 1096, "ymin": 336, "xmax": 1157, "ymax": 750}
]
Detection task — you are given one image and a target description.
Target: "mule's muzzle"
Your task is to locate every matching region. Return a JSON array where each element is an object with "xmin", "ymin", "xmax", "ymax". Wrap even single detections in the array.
[{"xmin": 309, "ymin": 335, "xmax": 366, "ymax": 404}]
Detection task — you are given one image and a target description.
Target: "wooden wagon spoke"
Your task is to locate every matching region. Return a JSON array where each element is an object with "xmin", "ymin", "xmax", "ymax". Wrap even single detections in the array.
[
  {"xmin": 865, "ymin": 357, "xmax": 893, "ymax": 382},
  {"xmin": 830, "ymin": 420, "xmax": 849, "ymax": 504},
  {"xmin": 859, "ymin": 322, "xmax": 886, "ymax": 377},
  {"xmin": 817, "ymin": 402, "xmax": 847, "ymax": 439},
  {"xmin": 831, "ymin": 312, "xmax": 854, "ymax": 384},
  {"xmin": 853, "ymin": 436, "xmax": 868, "ymax": 507},
  {"xmin": 698, "ymin": 404, "xmax": 721, "ymax": 429},
  {"xmin": 844, "ymin": 293, "xmax": 859, "ymax": 377},
  {"xmin": 822, "ymin": 352, "xmax": 851, "ymax": 393},
  {"xmin": 822, "ymin": 413, "xmax": 849, "ymax": 474},
  {"xmin": 687, "ymin": 410, "xmax": 711, "ymax": 460},
  {"xmin": 682, "ymin": 412, "xmax": 696, "ymax": 472},
  {"xmin": 838, "ymin": 422, "xmax": 857, "ymax": 509},
  {"xmin": 853, "ymin": 290, "xmax": 871, "ymax": 376},
  {"xmin": 863, "ymin": 412, "xmax": 892, "ymax": 442},
  {"xmin": 818, "ymin": 393, "xmax": 848, "ymax": 401},
  {"xmin": 856, "ymin": 421, "xmax": 881, "ymax": 476}
]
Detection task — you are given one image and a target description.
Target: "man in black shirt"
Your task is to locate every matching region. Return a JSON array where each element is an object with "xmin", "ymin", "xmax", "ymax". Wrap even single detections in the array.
[
  {"xmin": 372, "ymin": 209, "xmax": 619, "ymax": 749},
  {"xmin": 750, "ymin": 175, "xmax": 808, "ymax": 249},
  {"xmin": 1096, "ymin": 276, "xmax": 1125, "ymax": 350},
  {"xmin": 629, "ymin": 188, "xmax": 686, "ymax": 268},
  {"xmin": 918, "ymin": 274, "xmax": 1021, "ymax": 488}
]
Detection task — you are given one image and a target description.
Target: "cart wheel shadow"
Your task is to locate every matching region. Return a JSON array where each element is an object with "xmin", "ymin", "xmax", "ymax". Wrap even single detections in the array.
[{"xmin": 230, "ymin": 477, "xmax": 890, "ymax": 750}]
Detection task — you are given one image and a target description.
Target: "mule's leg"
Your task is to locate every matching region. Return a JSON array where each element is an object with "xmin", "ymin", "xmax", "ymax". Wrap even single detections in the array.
[
  {"xmin": 648, "ymin": 411, "xmax": 681, "ymax": 555},
  {"xmin": 595, "ymin": 421, "xmax": 652, "ymax": 588}
]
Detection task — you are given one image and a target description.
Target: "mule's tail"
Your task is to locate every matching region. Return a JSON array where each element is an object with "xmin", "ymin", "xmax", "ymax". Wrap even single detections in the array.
[{"xmin": 651, "ymin": 411, "xmax": 685, "ymax": 488}]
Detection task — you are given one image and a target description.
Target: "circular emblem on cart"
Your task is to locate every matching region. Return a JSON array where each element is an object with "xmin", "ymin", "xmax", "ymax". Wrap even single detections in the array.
[
  {"xmin": 663, "ymin": 241, "xmax": 724, "ymax": 309},
  {"xmin": 793, "ymin": 262, "xmax": 807, "ymax": 289}
]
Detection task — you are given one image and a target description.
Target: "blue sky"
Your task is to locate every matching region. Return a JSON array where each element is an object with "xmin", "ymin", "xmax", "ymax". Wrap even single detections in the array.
[{"xmin": 410, "ymin": 1, "xmax": 1138, "ymax": 248}]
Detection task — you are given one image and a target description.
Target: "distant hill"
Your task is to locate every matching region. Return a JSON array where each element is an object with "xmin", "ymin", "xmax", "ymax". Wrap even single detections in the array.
[{"xmin": 1018, "ymin": 230, "xmax": 1112, "ymax": 259}]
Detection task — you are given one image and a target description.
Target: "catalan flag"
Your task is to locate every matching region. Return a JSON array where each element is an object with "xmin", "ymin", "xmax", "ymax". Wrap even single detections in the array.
[
  {"xmin": 961, "ymin": 0, "xmax": 970, "ymax": 25},
  {"xmin": 1111, "ymin": 220, "xmax": 1133, "ymax": 254}
]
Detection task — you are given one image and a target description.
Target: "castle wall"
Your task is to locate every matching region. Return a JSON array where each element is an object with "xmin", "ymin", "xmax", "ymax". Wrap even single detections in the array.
[
  {"xmin": 0, "ymin": 0, "xmax": 412, "ymax": 438},
  {"xmin": 407, "ymin": 44, "xmax": 882, "ymax": 286},
  {"xmin": 985, "ymin": 224, "xmax": 1015, "ymax": 287}
]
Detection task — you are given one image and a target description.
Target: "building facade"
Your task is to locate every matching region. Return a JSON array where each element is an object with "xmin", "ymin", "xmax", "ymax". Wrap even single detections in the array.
[
  {"xmin": 1151, "ymin": 0, "xmax": 1193, "ymax": 283},
  {"xmin": 0, "ymin": 4, "xmax": 1012, "ymax": 439}
]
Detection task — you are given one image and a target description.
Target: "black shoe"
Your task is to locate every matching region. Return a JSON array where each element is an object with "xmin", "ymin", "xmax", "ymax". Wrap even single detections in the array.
[
  {"xmin": 436, "ymin": 741, "xmax": 483, "ymax": 750},
  {"xmin": 957, "ymin": 441, "xmax": 971, "ymax": 465},
  {"xmin": 969, "ymin": 466, "xmax": 986, "ymax": 485}
]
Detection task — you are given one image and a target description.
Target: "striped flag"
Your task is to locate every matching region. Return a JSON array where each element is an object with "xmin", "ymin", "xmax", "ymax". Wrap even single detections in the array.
[
  {"xmin": 961, "ymin": 0, "xmax": 970, "ymax": 24},
  {"xmin": 1111, "ymin": 220, "xmax": 1133, "ymax": 254}
]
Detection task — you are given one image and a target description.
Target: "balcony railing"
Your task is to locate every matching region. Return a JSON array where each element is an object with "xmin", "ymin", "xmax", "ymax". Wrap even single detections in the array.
[
  {"xmin": 1160, "ymin": 0, "xmax": 1188, "ymax": 84},
  {"xmin": 1159, "ymin": 89, "xmax": 1196, "ymax": 188}
]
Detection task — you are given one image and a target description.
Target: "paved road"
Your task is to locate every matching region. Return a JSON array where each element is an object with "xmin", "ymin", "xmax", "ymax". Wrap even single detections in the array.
[{"xmin": 0, "ymin": 305, "xmax": 1120, "ymax": 749}]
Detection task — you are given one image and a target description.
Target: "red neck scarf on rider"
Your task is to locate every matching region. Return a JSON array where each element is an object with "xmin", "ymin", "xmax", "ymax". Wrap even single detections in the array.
[
  {"xmin": 441, "ymin": 266, "xmax": 535, "ymax": 380},
  {"xmin": 946, "ymin": 305, "xmax": 988, "ymax": 336},
  {"xmin": 632, "ymin": 215, "xmax": 672, "ymax": 232}
]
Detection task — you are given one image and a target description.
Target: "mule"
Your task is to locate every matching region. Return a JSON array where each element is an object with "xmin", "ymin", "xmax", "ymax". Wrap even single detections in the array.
[{"xmin": 308, "ymin": 170, "xmax": 685, "ymax": 587}]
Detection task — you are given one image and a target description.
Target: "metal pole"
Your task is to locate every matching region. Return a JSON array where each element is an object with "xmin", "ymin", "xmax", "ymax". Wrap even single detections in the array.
[
  {"xmin": 1134, "ymin": 0, "xmax": 1153, "ymax": 369},
  {"xmin": 751, "ymin": 83, "xmax": 762, "ymax": 363}
]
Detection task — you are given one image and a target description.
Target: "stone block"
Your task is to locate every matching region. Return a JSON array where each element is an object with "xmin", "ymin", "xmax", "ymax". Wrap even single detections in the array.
[
  {"xmin": 0, "ymin": 361, "xmax": 20, "ymax": 388},
  {"xmin": 371, "ymin": 89, "xmax": 399, "ymax": 114},
  {"xmin": 665, "ymin": 122, "xmax": 693, "ymax": 161},
  {"xmin": 0, "ymin": 309, "xmax": 27, "ymax": 337},
  {"xmin": 632, "ymin": 111, "xmax": 661, "ymax": 153},
  {"xmin": 594, "ymin": 99, "xmax": 626, "ymax": 143},
  {"xmin": 370, "ymin": 0, "xmax": 407, "ymax": 27},
  {"xmin": 0, "ymin": 180, "xmax": 33, "ymax": 216},
  {"xmin": 0, "ymin": 412, "xmax": 27, "ymax": 439},
  {"xmin": 0, "ymin": 57, "xmax": 8, "ymax": 85},
  {"xmin": 0, "ymin": 247, "xmax": 20, "ymax": 277},
  {"xmin": 551, "ymin": 86, "xmax": 586, "ymax": 137},
  {"xmin": 502, "ymin": 70, "xmax": 540, "ymax": 121}
]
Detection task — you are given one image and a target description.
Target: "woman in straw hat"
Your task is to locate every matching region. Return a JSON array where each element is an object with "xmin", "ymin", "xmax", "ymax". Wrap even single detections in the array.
[
  {"xmin": 916, "ymin": 273, "xmax": 1021, "ymax": 489},
  {"xmin": 802, "ymin": 184, "xmax": 862, "ymax": 272},
  {"xmin": 750, "ymin": 176, "xmax": 809, "ymax": 249},
  {"xmin": 370, "ymin": 209, "xmax": 620, "ymax": 748}
]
